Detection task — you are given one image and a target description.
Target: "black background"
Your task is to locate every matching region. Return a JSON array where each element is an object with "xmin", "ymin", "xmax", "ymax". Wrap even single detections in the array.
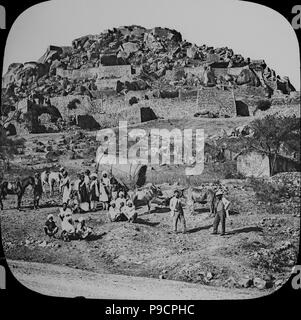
[{"xmin": 0, "ymin": 0, "xmax": 300, "ymax": 318}]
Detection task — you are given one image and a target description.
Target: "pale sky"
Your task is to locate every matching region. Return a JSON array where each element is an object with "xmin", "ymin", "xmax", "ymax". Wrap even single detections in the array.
[{"xmin": 3, "ymin": 0, "xmax": 300, "ymax": 88}]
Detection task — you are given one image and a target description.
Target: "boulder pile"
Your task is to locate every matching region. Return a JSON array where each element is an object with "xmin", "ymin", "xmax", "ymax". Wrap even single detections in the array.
[{"xmin": 3, "ymin": 25, "xmax": 296, "ymax": 108}]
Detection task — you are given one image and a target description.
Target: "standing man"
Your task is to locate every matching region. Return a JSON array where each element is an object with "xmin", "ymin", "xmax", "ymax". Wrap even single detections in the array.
[
  {"xmin": 90, "ymin": 173, "xmax": 100, "ymax": 212},
  {"xmin": 33, "ymin": 172, "xmax": 43, "ymax": 209},
  {"xmin": 170, "ymin": 190, "xmax": 186, "ymax": 234},
  {"xmin": 78, "ymin": 174, "xmax": 90, "ymax": 210},
  {"xmin": 211, "ymin": 190, "xmax": 230, "ymax": 236},
  {"xmin": 84, "ymin": 169, "xmax": 91, "ymax": 192}
]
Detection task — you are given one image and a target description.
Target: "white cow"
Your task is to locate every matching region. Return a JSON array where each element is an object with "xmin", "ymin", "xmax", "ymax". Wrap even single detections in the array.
[{"xmin": 41, "ymin": 171, "xmax": 62, "ymax": 195}]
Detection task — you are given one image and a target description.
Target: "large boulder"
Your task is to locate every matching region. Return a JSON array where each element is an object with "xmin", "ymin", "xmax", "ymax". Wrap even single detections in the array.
[
  {"xmin": 276, "ymin": 76, "xmax": 296, "ymax": 94},
  {"xmin": 236, "ymin": 68, "xmax": 260, "ymax": 86},
  {"xmin": 2, "ymin": 63, "xmax": 23, "ymax": 88},
  {"xmin": 119, "ymin": 42, "xmax": 139, "ymax": 58},
  {"xmin": 38, "ymin": 45, "xmax": 63, "ymax": 64},
  {"xmin": 186, "ymin": 44, "xmax": 199, "ymax": 59}
]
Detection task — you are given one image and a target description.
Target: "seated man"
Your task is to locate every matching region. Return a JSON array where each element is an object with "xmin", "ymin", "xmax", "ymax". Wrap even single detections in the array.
[
  {"xmin": 58, "ymin": 202, "xmax": 73, "ymax": 221},
  {"xmin": 75, "ymin": 217, "xmax": 92, "ymax": 239},
  {"xmin": 68, "ymin": 190, "xmax": 80, "ymax": 213},
  {"xmin": 44, "ymin": 214, "xmax": 58, "ymax": 237},
  {"xmin": 108, "ymin": 201, "xmax": 118, "ymax": 222},
  {"xmin": 115, "ymin": 191, "xmax": 126, "ymax": 211},
  {"xmin": 61, "ymin": 211, "xmax": 75, "ymax": 241},
  {"xmin": 122, "ymin": 200, "xmax": 138, "ymax": 223},
  {"xmin": 108, "ymin": 200, "xmax": 127, "ymax": 222}
]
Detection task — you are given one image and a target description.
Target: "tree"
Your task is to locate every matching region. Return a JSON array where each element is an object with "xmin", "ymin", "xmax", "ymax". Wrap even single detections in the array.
[
  {"xmin": 0, "ymin": 125, "xmax": 25, "ymax": 177},
  {"xmin": 0, "ymin": 93, "xmax": 25, "ymax": 178},
  {"xmin": 217, "ymin": 113, "xmax": 300, "ymax": 175},
  {"xmin": 244, "ymin": 113, "xmax": 300, "ymax": 174}
]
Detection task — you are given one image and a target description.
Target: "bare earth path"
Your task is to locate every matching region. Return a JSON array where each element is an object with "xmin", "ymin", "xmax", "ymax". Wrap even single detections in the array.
[{"xmin": 8, "ymin": 259, "xmax": 260, "ymax": 300}]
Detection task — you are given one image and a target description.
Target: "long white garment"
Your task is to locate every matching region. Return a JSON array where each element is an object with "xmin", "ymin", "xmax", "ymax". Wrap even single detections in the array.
[
  {"xmin": 84, "ymin": 175, "xmax": 90, "ymax": 191},
  {"xmin": 59, "ymin": 207, "xmax": 72, "ymax": 220},
  {"xmin": 62, "ymin": 217, "xmax": 75, "ymax": 233},
  {"xmin": 73, "ymin": 179, "xmax": 81, "ymax": 191},
  {"xmin": 99, "ymin": 183, "xmax": 108, "ymax": 202},
  {"xmin": 61, "ymin": 176, "xmax": 71, "ymax": 203},
  {"xmin": 108, "ymin": 206, "xmax": 119, "ymax": 221},
  {"xmin": 123, "ymin": 206, "xmax": 136, "ymax": 220},
  {"xmin": 102, "ymin": 177, "xmax": 110, "ymax": 188}
]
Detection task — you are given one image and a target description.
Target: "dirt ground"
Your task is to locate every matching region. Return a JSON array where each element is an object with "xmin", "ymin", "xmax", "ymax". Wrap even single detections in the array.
[
  {"xmin": 1, "ymin": 114, "xmax": 300, "ymax": 299},
  {"xmin": 8, "ymin": 259, "xmax": 259, "ymax": 299}
]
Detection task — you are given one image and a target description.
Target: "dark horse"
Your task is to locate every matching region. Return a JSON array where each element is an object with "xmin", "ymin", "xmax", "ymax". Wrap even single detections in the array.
[{"xmin": 0, "ymin": 176, "xmax": 35, "ymax": 210}]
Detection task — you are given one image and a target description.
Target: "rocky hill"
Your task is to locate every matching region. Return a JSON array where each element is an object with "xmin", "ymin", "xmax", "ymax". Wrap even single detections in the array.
[{"xmin": 2, "ymin": 25, "xmax": 296, "ymax": 104}]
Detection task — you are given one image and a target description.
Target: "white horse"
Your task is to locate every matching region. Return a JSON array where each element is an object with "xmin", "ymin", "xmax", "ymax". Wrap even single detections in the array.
[{"xmin": 41, "ymin": 171, "xmax": 62, "ymax": 195}]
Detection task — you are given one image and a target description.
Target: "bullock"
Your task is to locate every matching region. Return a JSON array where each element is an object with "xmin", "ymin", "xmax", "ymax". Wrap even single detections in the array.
[
  {"xmin": 183, "ymin": 186, "xmax": 216, "ymax": 216},
  {"xmin": 128, "ymin": 183, "xmax": 163, "ymax": 214}
]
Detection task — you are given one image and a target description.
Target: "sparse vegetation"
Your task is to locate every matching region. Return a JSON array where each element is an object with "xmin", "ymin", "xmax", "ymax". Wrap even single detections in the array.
[{"xmin": 248, "ymin": 177, "xmax": 291, "ymax": 204}]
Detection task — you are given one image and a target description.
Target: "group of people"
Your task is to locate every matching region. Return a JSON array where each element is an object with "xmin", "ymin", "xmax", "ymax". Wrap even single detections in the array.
[
  {"xmin": 42, "ymin": 167, "xmax": 139, "ymax": 242},
  {"xmin": 44, "ymin": 203, "xmax": 92, "ymax": 241},
  {"xmin": 39, "ymin": 167, "xmax": 115, "ymax": 213},
  {"xmin": 108, "ymin": 191, "xmax": 138, "ymax": 223}
]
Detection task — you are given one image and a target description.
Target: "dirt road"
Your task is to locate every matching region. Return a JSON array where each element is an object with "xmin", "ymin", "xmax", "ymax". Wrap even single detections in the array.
[{"xmin": 8, "ymin": 259, "xmax": 260, "ymax": 300}]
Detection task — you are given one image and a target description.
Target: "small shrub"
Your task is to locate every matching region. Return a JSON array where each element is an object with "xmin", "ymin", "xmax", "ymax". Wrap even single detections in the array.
[
  {"xmin": 129, "ymin": 96, "xmax": 139, "ymax": 105},
  {"xmin": 67, "ymin": 98, "xmax": 81, "ymax": 110},
  {"xmin": 248, "ymin": 177, "xmax": 293, "ymax": 203},
  {"xmin": 255, "ymin": 99, "xmax": 271, "ymax": 111}
]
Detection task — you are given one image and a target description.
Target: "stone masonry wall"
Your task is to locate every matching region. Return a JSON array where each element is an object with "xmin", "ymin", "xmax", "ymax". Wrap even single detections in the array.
[
  {"xmin": 197, "ymin": 88, "xmax": 236, "ymax": 117},
  {"xmin": 50, "ymin": 95, "xmax": 93, "ymax": 119},
  {"xmin": 56, "ymin": 65, "xmax": 132, "ymax": 81}
]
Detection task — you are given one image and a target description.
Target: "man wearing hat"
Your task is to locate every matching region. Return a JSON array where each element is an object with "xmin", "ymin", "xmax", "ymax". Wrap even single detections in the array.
[
  {"xmin": 33, "ymin": 172, "xmax": 43, "ymax": 209},
  {"xmin": 170, "ymin": 190, "xmax": 186, "ymax": 233},
  {"xmin": 212, "ymin": 190, "xmax": 230, "ymax": 236}
]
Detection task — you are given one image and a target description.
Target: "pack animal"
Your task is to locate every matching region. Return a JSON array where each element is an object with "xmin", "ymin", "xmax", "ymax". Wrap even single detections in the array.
[
  {"xmin": 0, "ymin": 176, "xmax": 35, "ymax": 210},
  {"xmin": 184, "ymin": 186, "xmax": 216, "ymax": 215},
  {"xmin": 129, "ymin": 183, "xmax": 163, "ymax": 214}
]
